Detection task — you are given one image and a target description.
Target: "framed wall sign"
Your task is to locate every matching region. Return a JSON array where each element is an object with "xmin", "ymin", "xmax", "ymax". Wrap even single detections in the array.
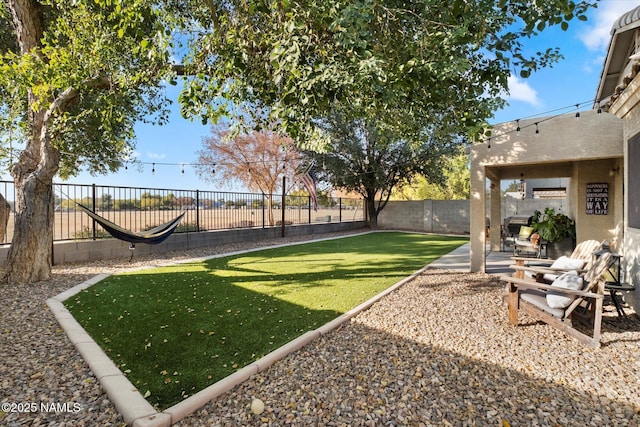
[{"xmin": 586, "ymin": 183, "xmax": 609, "ymax": 215}]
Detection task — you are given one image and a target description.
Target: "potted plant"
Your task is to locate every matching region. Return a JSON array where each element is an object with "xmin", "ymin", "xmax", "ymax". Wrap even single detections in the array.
[{"xmin": 530, "ymin": 208, "xmax": 576, "ymax": 258}]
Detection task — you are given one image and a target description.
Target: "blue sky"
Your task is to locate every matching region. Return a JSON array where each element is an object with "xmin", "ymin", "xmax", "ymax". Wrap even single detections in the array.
[{"xmin": 65, "ymin": 0, "xmax": 639, "ymax": 192}]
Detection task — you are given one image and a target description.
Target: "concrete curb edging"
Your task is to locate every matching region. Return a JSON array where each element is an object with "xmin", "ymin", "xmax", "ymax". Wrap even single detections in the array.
[{"xmin": 47, "ymin": 232, "xmax": 438, "ymax": 426}]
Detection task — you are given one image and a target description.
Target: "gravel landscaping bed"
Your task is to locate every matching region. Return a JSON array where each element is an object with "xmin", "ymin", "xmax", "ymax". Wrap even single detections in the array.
[{"xmin": 1, "ymin": 232, "xmax": 639, "ymax": 426}]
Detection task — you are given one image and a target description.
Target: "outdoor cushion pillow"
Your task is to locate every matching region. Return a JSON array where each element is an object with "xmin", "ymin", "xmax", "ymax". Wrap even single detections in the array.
[
  {"xmin": 542, "ymin": 256, "xmax": 586, "ymax": 282},
  {"xmin": 546, "ymin": 271, "xmax": 584, "ymax": 309},
  {"xmin": 550, "ymin": 256, "xmax": 585, "ymax": 270},
  {"xmin": 518, "ymin": 226, "xmax": 534, "ymax": 240}
]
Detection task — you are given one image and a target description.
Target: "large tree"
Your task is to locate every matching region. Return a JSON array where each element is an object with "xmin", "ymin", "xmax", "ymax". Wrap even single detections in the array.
[
  {"xmin": 0, "ymin": 1, "xmax": 180, "ymax": 284},
  {"xmin": 310, "ymin": 112, "xmax": 457, "ymax": 228},
  {"xmin": 1, "ymin": 0, "xmax": 596, "ymax": 284},
  {"xmin": 179, "ymin": 0, "xmax": 595, "ymax": 145},
  {"xmin": 196, "ymin": 125, "xmax": 301, "ymax": 225}
]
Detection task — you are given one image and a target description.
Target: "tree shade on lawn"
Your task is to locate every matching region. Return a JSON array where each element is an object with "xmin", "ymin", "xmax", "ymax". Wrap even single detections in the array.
[{"xmin": 65, "ymin": 232, "xmax": 468, "ymax": 409}]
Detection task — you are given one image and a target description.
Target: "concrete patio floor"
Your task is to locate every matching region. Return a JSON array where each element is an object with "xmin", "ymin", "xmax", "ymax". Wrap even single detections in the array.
[{"xmin": 428, "ymin": 243, "xmax": 515, "ymax": 275}]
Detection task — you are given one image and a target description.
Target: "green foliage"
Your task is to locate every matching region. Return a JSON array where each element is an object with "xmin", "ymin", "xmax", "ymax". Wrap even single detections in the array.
[
  {"xmin": 531, "ymin": 207, "xmax": 576, "ymax": 243},
  {"xmin": 64, "ymin": 232, "xmax": 468, "ymax": 409},
  {"xmin": 393, "ymin": 148, "xmax": 470, "ymax": 200},
  {"xmin": 179, "ymin": 0, "xmax": 596, "ymax": 147},
  {"xmin": 1, "ymin": 0, "xmax": 181, "ymax": 178},
  {"xmin": 309, "ymin": 111, "xmax": 459, "ymax": 226}
]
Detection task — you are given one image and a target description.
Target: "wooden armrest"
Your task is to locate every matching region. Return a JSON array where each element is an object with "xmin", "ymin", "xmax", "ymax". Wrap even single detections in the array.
[
  {"xmin": 511, "ymin": 256, "xmax": 552, "ymax": 264},
  {"xmin": 510, "ymin": 265, "xmax": 588, "ymax": 275},
  {"xmin": 500, "ymin": 275, "xmax": 603, "ymax": 299}
]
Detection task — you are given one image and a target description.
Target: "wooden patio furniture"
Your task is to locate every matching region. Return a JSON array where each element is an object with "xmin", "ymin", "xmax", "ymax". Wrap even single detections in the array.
[{"xmin": 501, "ymin": 251, "xmax": 614, "ymax": 348}]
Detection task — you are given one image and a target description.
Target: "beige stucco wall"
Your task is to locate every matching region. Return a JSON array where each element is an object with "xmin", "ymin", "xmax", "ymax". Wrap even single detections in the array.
[
  {"xmin": 470, "ymin": 109, "xmax": 623, "ymax": 272},
  {"xmin": 609, "ymin": 76, "xmax": 640, "ymax": 311},
  {"xmin": 572, "ymin": 159, "xmax": 624, "ymax": 245}
]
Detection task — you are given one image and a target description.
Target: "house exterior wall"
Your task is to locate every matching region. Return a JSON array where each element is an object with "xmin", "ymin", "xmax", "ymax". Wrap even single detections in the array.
[
  {"xmin": 573, "ymin": 159, "xmax": 625, "ymax": 245},
  {"xmin": 470, "ymin": 109, "xmax": 623, "ymax": 272},
  {"xmin": 609, "ymin": 77, "xmax": 640, "ymax": 311}
]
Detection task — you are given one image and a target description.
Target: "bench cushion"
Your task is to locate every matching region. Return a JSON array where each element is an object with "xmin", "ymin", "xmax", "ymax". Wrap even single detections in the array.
[
  {"xmin": 520, "ymin": 289, "xmax": 566, "ymax": 318},
  {"xmin": 546, "ymin": 271, "xmax": 583, "ymax": 309}
]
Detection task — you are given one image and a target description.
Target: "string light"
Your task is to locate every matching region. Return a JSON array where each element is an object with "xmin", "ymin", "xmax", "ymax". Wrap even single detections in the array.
[
  {"xmin": 481, "ymin": 98, "xmax": 599, "ymax": 144},
  {"xmin": 151, "ymin": 163, "xmax": 155, "ymax": 175},
  {"xmin": 487, "ymin": 138, "xmax": 491, "ymax": 149}
]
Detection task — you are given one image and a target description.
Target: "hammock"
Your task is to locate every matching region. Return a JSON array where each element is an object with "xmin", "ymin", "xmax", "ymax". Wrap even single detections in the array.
[{"xmin": 75, "ymin": 202, "xmax": 185, "ymax": 246}]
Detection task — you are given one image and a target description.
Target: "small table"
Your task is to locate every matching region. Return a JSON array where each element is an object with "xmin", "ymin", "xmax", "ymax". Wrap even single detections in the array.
[{"xmin": 605, "ymin": 282, "xmax": 636, "ymax": 317}]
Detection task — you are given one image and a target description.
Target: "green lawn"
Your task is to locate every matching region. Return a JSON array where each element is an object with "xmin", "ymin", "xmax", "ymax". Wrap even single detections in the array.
[{"xmin": 65, "ymin": 232, "xmax": 468, "ymax": 409}]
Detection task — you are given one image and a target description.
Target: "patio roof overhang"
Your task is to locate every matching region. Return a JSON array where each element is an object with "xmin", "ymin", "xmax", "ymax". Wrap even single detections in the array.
[{"xmin": 469, "ymin": 109, "xmax": 624, "ymax": 273}]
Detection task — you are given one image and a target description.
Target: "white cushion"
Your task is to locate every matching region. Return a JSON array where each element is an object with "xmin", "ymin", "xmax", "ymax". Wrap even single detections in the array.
[
  {"xmin": 550, "ymin": 256, "xmax": 585, "ymax": 270},
  {"xmin": 546, "ymin": 271, "xmax": 584, "ymax": 309},
  {"xmin": 543, "ymin": 256, "xmax": 586, "ymax": 282}
]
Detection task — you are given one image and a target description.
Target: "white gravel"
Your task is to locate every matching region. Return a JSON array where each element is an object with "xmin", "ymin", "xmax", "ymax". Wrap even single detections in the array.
[{"xmin": 1, "ymin": 231, "xmax": 639, "ymax": 426}]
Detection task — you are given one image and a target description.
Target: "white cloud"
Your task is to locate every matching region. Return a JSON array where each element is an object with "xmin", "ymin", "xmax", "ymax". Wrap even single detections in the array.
[
  {"xmin": 579, "ymin": 1, "xmax": 640, "ymax": 51},
  {"xmin": 146, "ymin": 152, "xmax": 166, "ymax": 160},
  {"xmin": 505, "ymin": 75, "xmax": 541, "ymax": 107}
]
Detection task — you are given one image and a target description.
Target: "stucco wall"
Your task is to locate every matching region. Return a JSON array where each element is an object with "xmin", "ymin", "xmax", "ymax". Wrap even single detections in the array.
[
  {"xmin": 572, "ymin": 159, "xmax": 624, "ymax": 245},
  {"xmin": 618, "ymin": 97, "xmax": 640, "ymax": 311},
  {"xmin": 377, "ymin": 200, "xmax": 470, "ymax": 234},
  {"xmin": 378, "ymin": 198, "xmax": 571, "ymax": 236}
]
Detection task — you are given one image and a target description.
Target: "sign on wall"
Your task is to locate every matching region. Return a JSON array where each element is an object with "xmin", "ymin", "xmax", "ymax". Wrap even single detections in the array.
[{"xmin": 586, "ymin": 183, "xmax": 609, "ymax": 215}]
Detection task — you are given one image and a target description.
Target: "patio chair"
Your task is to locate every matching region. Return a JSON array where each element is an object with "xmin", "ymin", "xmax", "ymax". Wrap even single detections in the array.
[
  {"xmin": 512, "ymin": 225, "xmax": 543, "ymax": 258},
  {"xmin": 501, "ymin": 251, "xmax": 613, "ymax": 348},
  {"xmin": 511, "ymin": 239, "xmax": 603, "ymax": 282}
]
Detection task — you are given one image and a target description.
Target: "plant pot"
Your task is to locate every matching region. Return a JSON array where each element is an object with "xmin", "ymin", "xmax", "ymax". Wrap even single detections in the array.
[{"xmin": 546, "ymin": 237, "xmax": 575, "ymax": 259}]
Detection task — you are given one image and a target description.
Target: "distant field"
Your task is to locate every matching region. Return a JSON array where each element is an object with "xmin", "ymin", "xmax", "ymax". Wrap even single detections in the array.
[{"xmin": 1, "ymin": 206, "xmax": 364, "ymax": 244}]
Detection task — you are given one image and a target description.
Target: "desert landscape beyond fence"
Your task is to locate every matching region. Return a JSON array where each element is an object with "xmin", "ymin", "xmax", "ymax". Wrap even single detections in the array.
[{"xmin": 0, "ymin": 181, "xmax": 364, "ymax": 245}]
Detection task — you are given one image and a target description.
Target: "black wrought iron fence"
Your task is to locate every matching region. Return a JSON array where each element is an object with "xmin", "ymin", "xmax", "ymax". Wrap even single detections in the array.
[{"xmin": 0, "ymin": 181, "xmax": 364, "ymax": 244}]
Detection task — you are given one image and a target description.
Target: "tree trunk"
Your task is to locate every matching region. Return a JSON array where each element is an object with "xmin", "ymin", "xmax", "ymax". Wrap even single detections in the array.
[
  {"xmin": 0, "ymin": 194, "xmax": 10, "ymax": 242},
  {"xmin": 366, "ymin": 198, "xmax": 379, "ymax": 229},
  {"xmin": 3, "ymin": 176, "xmax": 54, "ymax": 284},
  {"xmin": 1, "ymin": 0, "xmax": 55, "ymax": 284}
]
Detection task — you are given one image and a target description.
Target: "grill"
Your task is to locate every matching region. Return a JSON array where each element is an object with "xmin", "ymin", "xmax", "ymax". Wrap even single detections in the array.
[{"xmin": 504, "ymin": 215, "xmax": 532, "ymax": 235}]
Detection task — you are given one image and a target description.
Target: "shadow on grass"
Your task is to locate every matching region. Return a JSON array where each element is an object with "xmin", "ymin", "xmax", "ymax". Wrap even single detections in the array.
[
  {"xmin": 65, "ymin": 233, "xmax": 469, "ymax": 410},
  {"xmin": 67, "ymin": 275, "xmax": 340, "ymax": 409}
]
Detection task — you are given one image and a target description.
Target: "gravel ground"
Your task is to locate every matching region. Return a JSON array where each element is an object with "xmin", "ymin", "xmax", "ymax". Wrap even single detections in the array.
[{"xmin": 1, "ymin": 231, "xmax": 639, "ymax": 426}]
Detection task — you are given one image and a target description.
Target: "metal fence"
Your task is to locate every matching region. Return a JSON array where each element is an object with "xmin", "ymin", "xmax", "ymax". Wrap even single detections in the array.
[{"xmin": 0, "ymin": 181, "xmax": 365, "ymax": 244}]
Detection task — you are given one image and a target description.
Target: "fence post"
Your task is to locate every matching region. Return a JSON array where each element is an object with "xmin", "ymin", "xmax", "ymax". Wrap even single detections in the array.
[
  {"xmin": 91, "ymin": 184, "xmax": 96, "ymax": 240},
  {"xmin": 281, "ymin": 176, "xmax": 286, "ymax": 237},
  {"xmin": 196, "ymin": 189, "xmax": 200, "ymax": 232},
  {"xmin": 308, "ymin": 196, "xmax": 311, "ymax": 223},
  {"xmin": 262, "ymin": 193, "xmax": 265, "ymax": 228},
  {"xmin": 339, "ymin": 197, "xmax": 342, "ymax": 222}
]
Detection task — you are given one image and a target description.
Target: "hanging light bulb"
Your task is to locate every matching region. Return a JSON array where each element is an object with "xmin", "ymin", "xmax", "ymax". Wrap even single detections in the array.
[
  {"xmin": 487, "ymin": 138, "xmax": 491, "ymax": 149},
  {"xmin": 516, "ymin": 119, "xmax": 521, "ymax": 135},
  {"xmin": 181, "ymin": 164, "xmax": 185, "ymax": 175},
  {"xmin": 152, "ymin": 163, "xmax": 155, "ymax": 175},
  {"xmin": 535, "ymin": 122, "xmax": 539, "ymax": 135},
  {"xmin": 597, "ymin": 99, "xmax": 602, "ymax": 114},
  {"xmin": 575, "ymin": 104, "xmax": 580, "ymax": 119}
]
